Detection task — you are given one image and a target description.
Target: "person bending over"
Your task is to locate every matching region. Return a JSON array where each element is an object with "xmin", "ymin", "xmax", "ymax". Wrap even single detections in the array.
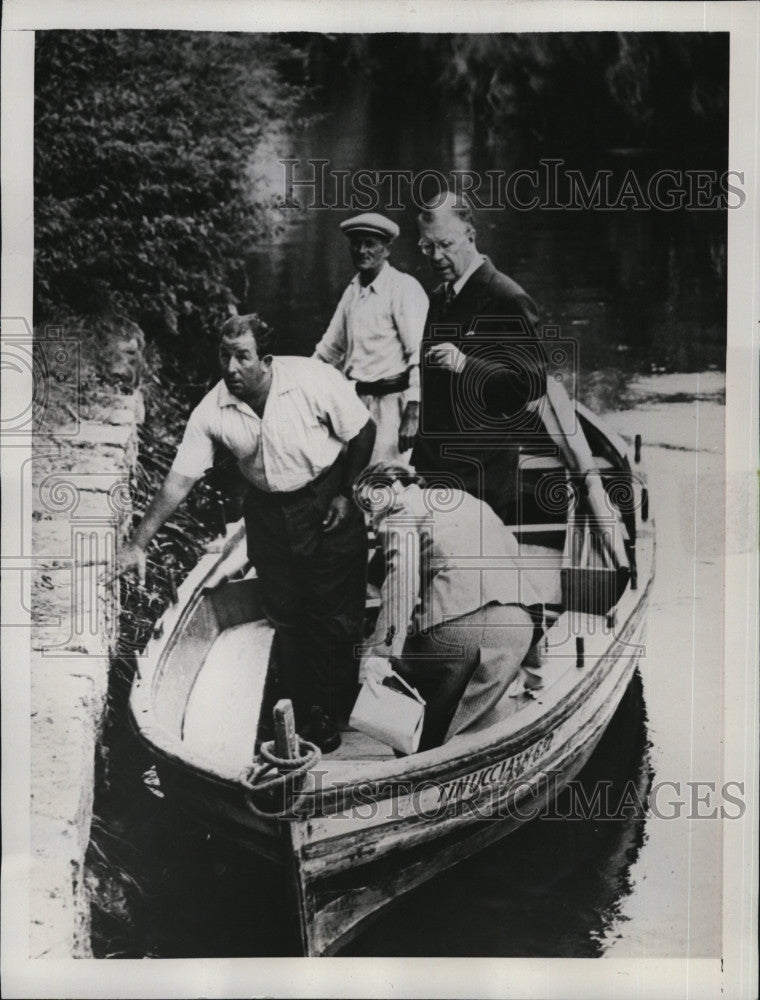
[{"xmin": 354, "ymin": 461, "xmax": 545, "ymax": 752}]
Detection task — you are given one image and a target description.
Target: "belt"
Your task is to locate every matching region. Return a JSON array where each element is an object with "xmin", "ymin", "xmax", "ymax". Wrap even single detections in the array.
[
  {"xmin": 353, "ymin": 371, "xmax": 410, "ymax": 397},
  {"xmin": 245, "ymin": 455, "xmax": 342, "ymax": 502}
]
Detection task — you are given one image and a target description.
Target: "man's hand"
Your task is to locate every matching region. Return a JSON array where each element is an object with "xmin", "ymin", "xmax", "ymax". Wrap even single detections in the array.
[
  {"xmin": 398, "ymin": 401, "xmax": 419, "ymax": 453},
  {"xmin": 322, "ymin": 494, "xmax": 352, "ymax": 534},
  {"xmin": 115, "ymin": 542, "xmax": 147, "ymax": 585},
  {"xmin": 359, "ymin": 654, "xmax": 394, "ymax": 686},
  {"xmin": 426, "ymin": 342, "xmax": 467, "ymax": 373},
  {"xmin": 110, "ymin": 469, "xmax": 198, "ymax": 586}
]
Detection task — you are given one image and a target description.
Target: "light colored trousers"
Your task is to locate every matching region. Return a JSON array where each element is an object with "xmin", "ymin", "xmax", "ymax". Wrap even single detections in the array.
[
  {"xmin": 400, "ymin": 602, "xmax": 534, "ymax": 751},
  {"xmin": 358, "ymin": 390, "xmax": 412, "ymax": 465}
]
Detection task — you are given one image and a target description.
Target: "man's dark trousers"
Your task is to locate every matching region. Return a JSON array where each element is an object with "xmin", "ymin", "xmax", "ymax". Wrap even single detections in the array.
[{"xmin": 243, "ymin": 460, "xmax": 367, "ymax": 725}]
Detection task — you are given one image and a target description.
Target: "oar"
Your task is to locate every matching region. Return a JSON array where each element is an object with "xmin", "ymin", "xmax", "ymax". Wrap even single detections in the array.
[{"xmin": 542, "ymin": 379, "xmax": 629, "ymax": 570}]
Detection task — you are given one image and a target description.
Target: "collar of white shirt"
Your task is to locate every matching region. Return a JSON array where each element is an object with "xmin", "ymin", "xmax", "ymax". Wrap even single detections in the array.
[
  {"xmin": 350, "ymin": 260, "xmax": 391, "ymax": 295},
  {"xmin": 216, "ymin": 358, "xmax": 296, "ymax": 415},
  {"xmin": 218, "ymin": 380, "xmax": 255, "ymax": 415},
  {"xmin": 452, "ymin": 254, "xmax": 487, "ymax": 297}
]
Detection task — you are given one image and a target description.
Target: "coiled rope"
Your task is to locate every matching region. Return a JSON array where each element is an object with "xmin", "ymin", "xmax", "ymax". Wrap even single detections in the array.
[{"xmin": 240, "ymin": 738, "xmax": 321, "ymax": 818}]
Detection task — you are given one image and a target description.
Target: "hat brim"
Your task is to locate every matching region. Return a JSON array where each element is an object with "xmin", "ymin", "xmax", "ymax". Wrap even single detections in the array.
[{"xmin": 342, "ymin": 226, "xmax": 394, "ymax": 241}]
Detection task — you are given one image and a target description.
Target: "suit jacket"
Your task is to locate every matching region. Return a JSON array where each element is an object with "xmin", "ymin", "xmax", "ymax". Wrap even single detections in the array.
[
  {"xmin": 366, "ymin": 485, "xmax": 548, "ymax": 658},
  {"xmin": 411, "ymin": 257, "xmax": 547, "ymax": 523}
]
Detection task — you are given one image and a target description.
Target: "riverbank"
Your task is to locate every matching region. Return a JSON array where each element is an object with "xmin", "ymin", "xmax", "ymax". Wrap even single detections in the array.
[{"xmin": 30, "ymin": 322, "xmax": 146, "ymax": 957}]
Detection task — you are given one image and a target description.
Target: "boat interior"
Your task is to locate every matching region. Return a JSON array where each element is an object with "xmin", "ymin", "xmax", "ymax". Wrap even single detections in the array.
[{"xmin": 144, "ymin": 415, "xmax": 643, "ymax": 782}]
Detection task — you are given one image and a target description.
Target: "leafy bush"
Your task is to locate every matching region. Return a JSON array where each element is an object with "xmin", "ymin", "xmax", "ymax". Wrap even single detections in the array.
[{"xmin": 35, "ymin": 30, "xmax": 305, "ymax": 362}]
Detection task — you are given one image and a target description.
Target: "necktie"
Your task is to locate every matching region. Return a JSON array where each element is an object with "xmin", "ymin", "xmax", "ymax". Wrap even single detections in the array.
[{"xmin": 442, "ymin": 282, "xmax": 455, "ymax": 312}]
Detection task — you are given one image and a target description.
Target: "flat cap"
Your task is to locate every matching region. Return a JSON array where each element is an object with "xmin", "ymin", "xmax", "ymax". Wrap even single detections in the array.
[{"xmin": 339, "ymin": 212, "xmax": 399, "ymax": 241}]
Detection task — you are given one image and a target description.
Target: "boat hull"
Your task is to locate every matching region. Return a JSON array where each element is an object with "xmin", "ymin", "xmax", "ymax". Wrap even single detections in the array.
[
  {"xmin": 132, "ymin": 584, "xmax": 649, "ymax": 955},
  {"xmin": 291, "ymin": 605, "xmax": 648, "ymax": 954},
  {"xmin": 127, "ymin": 381, "xmax": 655, "ymax": 956}
]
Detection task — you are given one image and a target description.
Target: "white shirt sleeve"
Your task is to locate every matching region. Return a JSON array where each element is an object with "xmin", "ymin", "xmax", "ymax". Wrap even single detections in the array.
[
  {"xmin": 170, "ymin": 400, "xmax": 216, "ymax": 480},
  {"xmin": 313, "ymin": 287, "xmax": 350, "ymax": 368},
  {"xmin": 312, "ymin": 365, "xmax": 371, "ymax": 443},
  {"xmin": 394, "ymin": 275, "xmax": 428, "ymax": 404}
]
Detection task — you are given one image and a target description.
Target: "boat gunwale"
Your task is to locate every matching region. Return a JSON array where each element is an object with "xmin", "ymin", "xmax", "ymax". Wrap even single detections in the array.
[{"xmin": 298, "ymin": 662, "xmax": 641, "ymax": 874}]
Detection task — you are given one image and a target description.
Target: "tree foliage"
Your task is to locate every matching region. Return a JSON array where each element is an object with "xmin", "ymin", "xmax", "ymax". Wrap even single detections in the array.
[
  {"xmin": 295, "ymin": 33, "xmax": 728, "ymax": 154},
  {"xmin": 35, "ymin": 31, "xmax": 304, "ymax": 358},
  {"xmin": 446, "ymin": 32, "xmax": 728, "ymax": 151}
]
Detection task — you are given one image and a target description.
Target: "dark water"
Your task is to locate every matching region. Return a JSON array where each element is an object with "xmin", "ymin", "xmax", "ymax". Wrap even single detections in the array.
[{"xmin": 88, "ymin": 80, "xmax": 726, "ymax": 958}]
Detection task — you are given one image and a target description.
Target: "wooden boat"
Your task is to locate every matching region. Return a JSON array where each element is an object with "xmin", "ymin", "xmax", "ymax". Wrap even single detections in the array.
[{"xmin": 129, "ymin": 380, "xmax": 654, "ymax": 956}]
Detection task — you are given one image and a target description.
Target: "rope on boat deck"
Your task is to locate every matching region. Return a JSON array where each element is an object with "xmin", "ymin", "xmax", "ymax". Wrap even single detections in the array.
[{"xmin": 239, "ymin": 738, "xmax": 321, "ymax": 819}]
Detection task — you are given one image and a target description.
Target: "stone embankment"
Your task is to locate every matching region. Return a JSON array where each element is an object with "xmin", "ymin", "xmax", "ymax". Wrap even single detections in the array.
[{"xmin": 30, "ymin": 326, "xmax": 144, "ymax": 958}]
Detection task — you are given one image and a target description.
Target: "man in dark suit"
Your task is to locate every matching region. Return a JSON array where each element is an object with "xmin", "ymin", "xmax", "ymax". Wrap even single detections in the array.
[{"xmin": 411, "ymin": 194, "xmax": 547, "ymax": 525}]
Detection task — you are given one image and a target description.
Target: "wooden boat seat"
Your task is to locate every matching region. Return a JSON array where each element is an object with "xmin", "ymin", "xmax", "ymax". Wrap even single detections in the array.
[{"xmin": 181, "ymin": 620, "xmax": 271, "ymax": 774}]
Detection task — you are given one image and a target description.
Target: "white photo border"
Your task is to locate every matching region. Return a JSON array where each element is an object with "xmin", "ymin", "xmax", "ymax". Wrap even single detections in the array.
[{"xmin": 2, "ymin": 2, "xmax": 757, "ymax": 998}]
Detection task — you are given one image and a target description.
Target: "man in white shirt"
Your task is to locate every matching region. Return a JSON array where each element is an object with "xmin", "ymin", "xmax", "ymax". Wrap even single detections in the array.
[
  {"xmin": 117, "ymin": 314, "xmax": 376, "ymax": 752},
  {"xmin": 313, "ymin": 212, "xmax": 428, "ymax": 464}
]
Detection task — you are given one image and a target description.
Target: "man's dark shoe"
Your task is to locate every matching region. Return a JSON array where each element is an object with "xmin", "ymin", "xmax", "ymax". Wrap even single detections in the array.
[{"xmin": 303, "ymin": 705, "xmax": 341, "ymax": 754}]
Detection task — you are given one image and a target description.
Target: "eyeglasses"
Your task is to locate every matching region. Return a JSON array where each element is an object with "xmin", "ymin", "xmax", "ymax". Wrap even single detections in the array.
[{"xmin": 417, "ymin": 234, "xmax": 467, "ymax": 256}]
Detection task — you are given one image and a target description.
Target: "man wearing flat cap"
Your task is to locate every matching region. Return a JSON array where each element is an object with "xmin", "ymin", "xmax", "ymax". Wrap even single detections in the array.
[{"xmin": 313, "ymin": 212, "xmax": 428, "ymax": 464}]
